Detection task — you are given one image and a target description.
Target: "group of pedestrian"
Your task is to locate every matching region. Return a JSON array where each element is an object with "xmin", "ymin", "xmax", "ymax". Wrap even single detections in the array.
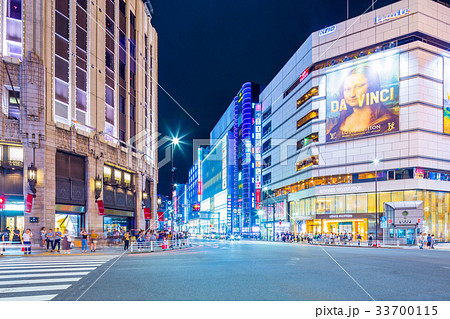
[
  {"xmin": 0, "ymin": 227, "xmax": 33, "ymax": 255},
  {"xmin": 418, "ymin": 232, "xmax": 436, "ymax": 249},
  {"xmin": 80, "ymin": 228, "xmax": 98, "ymax": 253},
  {"xmin": 41, "ymin": 227, "xmax": 73, "ymax": 253}
]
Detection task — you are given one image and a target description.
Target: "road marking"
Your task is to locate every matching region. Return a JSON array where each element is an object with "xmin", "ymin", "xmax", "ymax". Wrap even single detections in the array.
[
  {"xmin": 0, "ymin": 267, "xmax": 97, "ymax": 274},
  {"xmin": 0, "ymin": 264, "xmax": 103, "ymax": 270},
  {"xmin": 320, "ymin": 246, "xmax": 376, "ymax": 301},
  {"xmin": 0, "ymin": 294, "xmax": 57, "ymax": 301},
  {"xmin": 0, "ymin": 261, "xmax": 108, "ymax": 266},
  {"xmin": 0, "ymin": 272, "xmax": 90, "ymax": 279},
  {"xmin": 0, "ymin": 284, "xmax": 71, "ymax": 293},
  {"xmin": 0, "ymin": 277, "xmax": 82, "ymax": 286}
]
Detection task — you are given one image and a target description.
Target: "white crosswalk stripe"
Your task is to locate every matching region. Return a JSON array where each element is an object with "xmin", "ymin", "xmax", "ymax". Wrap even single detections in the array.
[{"xmin": 0, "ymin": 255, "xmax": 118, "ymax": 301}]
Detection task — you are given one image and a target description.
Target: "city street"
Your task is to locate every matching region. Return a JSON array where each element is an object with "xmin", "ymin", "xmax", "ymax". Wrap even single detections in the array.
[{"xmin": 40, "ymin": 241, "xmax": 450, "ymax": 301}]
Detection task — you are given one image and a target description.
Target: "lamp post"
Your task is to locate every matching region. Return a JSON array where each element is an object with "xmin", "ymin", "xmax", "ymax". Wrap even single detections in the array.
[
  {"xmin": 94, "ymin": 175, "xmax": 102, "ymax": 202},
  {"xmin": 27, "ymin": 164, "xmax": 37, "ymax": 198},
  {"xmin": 171, "ymin": 137, "xmax": 180, "ymax": 233},
  {"xmin": 373, "ymin": 158, "xmax": 380, "ymax": 246}
]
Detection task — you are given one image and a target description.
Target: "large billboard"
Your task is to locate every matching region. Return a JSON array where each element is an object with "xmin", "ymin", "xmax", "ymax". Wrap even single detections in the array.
[
  {"xmin": 444, "ymin": 57, "xmax": 450, "ymax": 134},
  {"xmin": 326, "ymin": 54, "xmax": 399, "ymax": 142}
]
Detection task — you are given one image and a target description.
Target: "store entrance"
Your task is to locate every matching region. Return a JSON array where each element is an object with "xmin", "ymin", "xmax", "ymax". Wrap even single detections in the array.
[{"xmin": 321, "ymin": 219, "xmax": 368, "ymax": 240}]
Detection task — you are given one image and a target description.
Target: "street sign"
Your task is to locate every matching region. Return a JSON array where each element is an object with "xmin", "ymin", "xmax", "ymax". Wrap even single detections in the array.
[
  {"xmin": 167, "ymin": 200, "xmax": 172, "ymax": 206},
  {"xmin": 380, "ymin": 216, "xmax": 387, "ymax": 222},
  {"xmin": 381, "ymin": 221, "xmax": 387, "ymax": 228}
]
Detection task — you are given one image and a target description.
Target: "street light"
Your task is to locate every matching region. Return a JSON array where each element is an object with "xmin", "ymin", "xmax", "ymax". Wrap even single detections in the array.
[
  {"xmin": 171, "ymin": 136, "xmax": 181, "ymax": 233},
  {"xmin": 94, "ymin": 175, "xmax": 102, "ymax": 202},
  {"xmin": 27, "ymin": 163, "xmax": 37, "ymax": 197},
  {"xmin": 373, "ymin": 158, "xmax": 380, "ymax": 246}
]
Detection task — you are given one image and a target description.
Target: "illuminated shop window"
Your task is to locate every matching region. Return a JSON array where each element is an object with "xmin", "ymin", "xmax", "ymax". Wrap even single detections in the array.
[
  {"xmin": 297, "ymin": 133, "xmax": 318, "ymax": 150},
  {"xmin": 8, "ymin": 146, "xmax": 23, "ymax": 162},
  {"xmin": 123, "ymin": 172, "xmax": 131, "ymax": 185},
  {"xmin": 296, "ymin": 156, "xmax": 319, "ymax": 171},
  {"xmin": 297, "ymin": 86, "xmax": 318, "ymax": 108},
  {"xmin": 114, "ymin": 169, "xmax": 122, "ymax": 184},
  {"xmin": 297, "ymin": 110, "xmax": 318, "ymax": 129},
  {"xmin": 7, "ymin": 90, "xmax": 20, "ymax": 120},
  {"xmin": 103, "ymin": 166, "xmax": 112, "ymax": 178}
]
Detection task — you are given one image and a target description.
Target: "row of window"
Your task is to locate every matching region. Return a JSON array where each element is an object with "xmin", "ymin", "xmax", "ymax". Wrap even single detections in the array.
[
  {"xmin": 297, "ymin": 133, "xmax": 318, "ymax": 150},
  {"xmin": 296, "ymin": 156, "xmax": 319, "ymax": 171}
]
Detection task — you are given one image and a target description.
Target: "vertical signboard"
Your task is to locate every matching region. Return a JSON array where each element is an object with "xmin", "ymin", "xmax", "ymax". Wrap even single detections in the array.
[
  {"xmin": 254, "ymin": 103, "xmax": 262, "ymax": 210},
  {"xmin": 444, "ymin": 57, "xmax": 450, "ymax": 134},
  {"xmin": 222, "ymin": 135, "xmax": 227, "ymax": 190},
  {"xmin": 173, "ymin": 190, "xmax": 178, "ymax": 215},
  {"xmin": 227, "ymin": 194, "xmax": 232, "ymax": 231}
]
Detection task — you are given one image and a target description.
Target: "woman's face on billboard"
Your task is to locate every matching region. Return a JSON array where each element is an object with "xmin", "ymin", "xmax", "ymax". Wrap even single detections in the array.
[{"xmin": 343, "ymin": 73, "xmax": 368, "ymax": 107}]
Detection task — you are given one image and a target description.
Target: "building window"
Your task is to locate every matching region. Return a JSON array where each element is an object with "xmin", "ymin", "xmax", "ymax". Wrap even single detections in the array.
[
  {"xmin": 3, "ymin": 0, "xmax": 23, "ymax": 59},
  {"xmin": 114, "ymin": 169, "xmax": 122, "ymax": 184},
  {"xmin": 296, "ymin": 156, "xmax": 319, "ymax": 171},
  {"xmin": 104, "ymin": 166, "xmax": 112, "ymax": 179},
  {"xmin": 297, "ymin": 110, "xmax": 318, "ymax": 129},
  {"xmin": 262, "ymin": 155, "xmax": 272, "ymax": 169},
  {"xmin": 263, "ymin": 173, "xmax": 271, "ymax": 186},
  {"xmin": 262, "ymin": 107, "xmax": 271, "ymax": 122},
  {"xmin": 7, "ymin": 90, "xmax": 20, "ymax": 120},
  {"xmin": 297, "ymin": 86, "xmax": 319, "ymax": 108},
  {"xmin": 297, "ymin": 133, "xmax": 318, "ymax": 150},
  {"xmin": 262, "ymin": 139, "xmax": 271, "ymax": 153},
  {"xmin": 262, "ymin": 122, "xmax": 271, "ymax": 137}
]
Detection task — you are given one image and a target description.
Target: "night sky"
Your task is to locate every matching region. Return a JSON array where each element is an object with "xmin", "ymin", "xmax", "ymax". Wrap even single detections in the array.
[{"xmin": 151, "ymin": 0, "xmax": 447, "ymax": 196}]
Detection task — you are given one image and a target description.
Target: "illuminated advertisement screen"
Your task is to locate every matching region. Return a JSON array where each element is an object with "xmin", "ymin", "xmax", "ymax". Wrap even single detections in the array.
[
  {"xmin": 444, "ymin": 57, "xmax": 450, "ymax": 134},
  {"xmin": 202, "ymin": 140, "xmax": 223, "ymax": 200},
  {"xmin": 326, "ymin": 54, "xmax": 399, "ymax": 142}
]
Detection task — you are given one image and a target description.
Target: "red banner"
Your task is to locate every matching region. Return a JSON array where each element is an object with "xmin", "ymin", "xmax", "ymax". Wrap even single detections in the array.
[
  {"xmin": 97, "ymin": 200, "xmax": 105, "ymax": 216},
  {"xmin": 157, "ymin": 211, "xmax": 164, "ymax": 221},
  {"xmin": 144, "ymin": 207, "xmax": 151, "ymax": 220},
  {"xmin": 255, "ymin": 189, "xmax": 261, "ymax": 203},
  {"xmin": 25, "ymin": 194, "xmax": 33, "ymax": 214}
]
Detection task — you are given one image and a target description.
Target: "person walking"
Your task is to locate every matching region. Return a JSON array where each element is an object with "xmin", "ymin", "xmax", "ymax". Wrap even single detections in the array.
[
  {"xmin": 431, "ymin": 234, "xmax": 435, "ymax": 249},
  {"xmin": 63, "ymin": 229, "xmax": 72, "ymax": 254},
  {"xmin": 22, "ymin": 228, "xmax": 32, "ymax": 255},
  {"xmin": 0, "ymin": 228, "xmax": 6, "ymax": 255},
  {"xmin": 418, "ymin": 232, "xmax": 424, "ymax": 249},
  {"xmin": 80, "ymin": 229, "xmax": 88, "ymax": 253},
  {"xmin": 137, "ymin": 231, "xmax": 145, "ymax": 251},
  {"xmin": 123, "ymin": 231, "xmax": 130, "ymax": 250},
  {"xmin": 46, "ymin": 229, "xmax": 55, "ymax": 252},
  {"xmin": 357, "ymin": 233, "xmax": 362, "ymax": 246},
  {"xmin": 90, "ymin": 230, "xmax": 98, "ymax": 252},
  {"xmin": 53, "ymin": 228, "xmax": 62, "ymax": 253},
  {"xmin": 12, "ymin": 227, "xmax": 21, "ymax": 243},
  {"xmin": 40, "ymin": 227, "xmax": 46, "ymax": 247},
  {"xmin": 427, "ymin": 233, "xmax": 432, "ymax": 249},
  {"xmin": 368, "ymin": 233, "xmax": 373, "ymax": 246}
]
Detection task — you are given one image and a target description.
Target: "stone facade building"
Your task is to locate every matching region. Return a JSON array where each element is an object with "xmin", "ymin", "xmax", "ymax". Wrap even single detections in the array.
[{"xmin": 0, "ymin": 0, "xmax": 158, "ymax": 242}]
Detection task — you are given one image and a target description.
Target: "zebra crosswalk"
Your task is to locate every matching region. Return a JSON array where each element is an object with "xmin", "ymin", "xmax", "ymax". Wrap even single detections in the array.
[{"xmin": 0, "ymin": 255, "xmax": 118, "ymax": 301}]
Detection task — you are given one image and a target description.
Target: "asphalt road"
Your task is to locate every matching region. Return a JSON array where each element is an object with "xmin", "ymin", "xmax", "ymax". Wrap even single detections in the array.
[{"xmin": 56, "ymin": 240, "xmax": 450, "ymax": 301}]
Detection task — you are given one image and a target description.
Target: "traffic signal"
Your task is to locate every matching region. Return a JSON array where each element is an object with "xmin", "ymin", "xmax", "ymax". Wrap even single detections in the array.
[
  {"xmin": 0, "ymin": 195, "xmax": 5, "ymax": 209},
  {"xmin": 193, "ymin": 204, "xmax": 200, "ymax": 211}
]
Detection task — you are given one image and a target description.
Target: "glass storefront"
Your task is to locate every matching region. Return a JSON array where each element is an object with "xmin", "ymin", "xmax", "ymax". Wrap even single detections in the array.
[
  {"xmin": 55, "ymin": 213, "xmax": 82, "ymax": 237},
  {"xmin": 103, "ymin": 216, "xmax": 132, "ymax": 232},
  {"xmin": 290, "ymin": 190, "xmax": 450, "ymax": 241},
  {"xmin": 0, "ymin": 196, "xmax": 24, "ymax": 239}
]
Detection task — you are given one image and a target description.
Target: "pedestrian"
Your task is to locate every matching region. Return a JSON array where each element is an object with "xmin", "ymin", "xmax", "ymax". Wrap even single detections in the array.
[
  {"xmin": 63, "ymin": 229, "xmax": 72, "ymax": 254},
  {"xmin": 368, "ymin": 233, "xmax": 373, "ymax": 246},
  {"xmin": 123, "ymin": 231, "xmax": 130, "ymax": 250},
  {"xmin": 137, "ymin": 231, "xmax": 145, "ymax": 251},
  {"xmin": 427, "ymin": 233, "xmax": 432, "ymax": 249},
  {"xmin": 22, "ymin": 228, "xmax": 32, "ymax": 255},
  {"xmin": 431, "ymin": 234, "xmax": 435, "ymax": 249},
  {"xmin": 0, "ymin": 228, "xmax": 6, "ymax": 255},
  {"xmin": 418, "ymin": 232, "xmax": 424, "ymax": 249},
  {"xmin": 357, "ymin": 233, "xmax": 361, "ymax": 246},
  {"xmin": 12, "ymin": 227, "xmax": 21, "ymax": 243},
  {"xmin": 52, "ymin": 227, "xmax": 62, "ymax": 253},
  {"xmin": 90, "ymin": 230, "xmax": 98, "ymax": 252},
  {"xmin": 80, "ymin": 228, "xmax": 88, "ymax": 253},
  {"xmin": 40, "ymin": 227, "xmax": 46, "ymax": 247},
  {"xmin": 46, "ymin": 228, "xmax": 55, "ymax": 252}
]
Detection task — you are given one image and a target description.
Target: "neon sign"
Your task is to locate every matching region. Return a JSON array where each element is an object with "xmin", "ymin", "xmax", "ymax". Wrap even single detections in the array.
[
  {"xmin": 318, "ymin": 25, "xmax": 336, "ymax": 37},
  {"xmin": 375, "ymin": 8, "xmax": 410, "ymax": 24}
]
